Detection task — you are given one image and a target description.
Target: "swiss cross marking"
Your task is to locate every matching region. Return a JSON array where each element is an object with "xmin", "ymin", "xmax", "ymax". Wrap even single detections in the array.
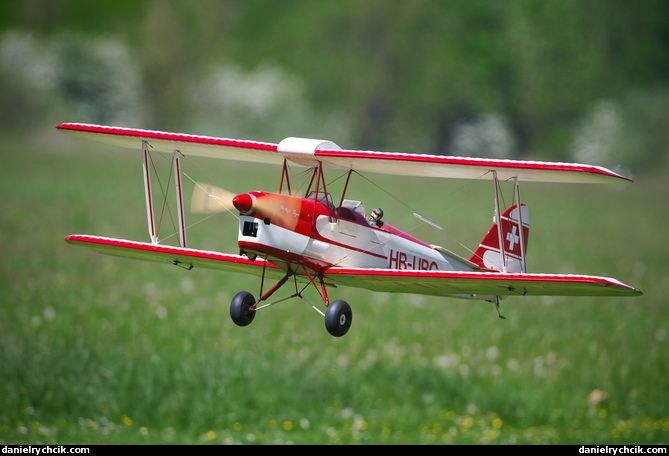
[{"xmin": 507, "ymin": 225, "xmax": 519, "ymax": 250}]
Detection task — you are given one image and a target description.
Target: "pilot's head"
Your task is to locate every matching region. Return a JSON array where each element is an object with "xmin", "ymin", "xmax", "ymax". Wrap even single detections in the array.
[{"xmin": 371, "ymin": 208, "xmax": 384, "ymax": 220}]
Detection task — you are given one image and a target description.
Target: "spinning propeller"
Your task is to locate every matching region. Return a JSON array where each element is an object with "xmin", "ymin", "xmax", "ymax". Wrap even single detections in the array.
[
  {"xmin": 190, "ymin": 182, "xmax": 237, "ymax": 214},
  {"xmin": 190, "ymin": 183, "xmax": 302, "ymax": 231}
]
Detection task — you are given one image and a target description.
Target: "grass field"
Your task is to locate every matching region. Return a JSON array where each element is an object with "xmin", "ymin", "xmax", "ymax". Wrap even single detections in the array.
[{"xmin": 1, "ymin": 130, "xmax": 667, "ymax": 444}]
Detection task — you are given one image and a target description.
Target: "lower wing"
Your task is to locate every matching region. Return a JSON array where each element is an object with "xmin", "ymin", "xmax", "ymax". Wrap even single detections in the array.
[
  {"xmin": 65, "ymin": 235, "xmax": 642, "ymax": 298},
  {"xmin": 64, "ymin": 234, "xmax": 283, "ymax": 279},
  {"xmin": 324, "ymin": 267, "xmax": 642, "ymax": 298}
]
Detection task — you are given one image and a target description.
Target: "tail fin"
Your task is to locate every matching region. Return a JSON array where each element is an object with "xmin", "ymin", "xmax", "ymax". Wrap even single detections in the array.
[{"xmin": 469, "ymin": 204, "xmax": 529, "ymax": 272}]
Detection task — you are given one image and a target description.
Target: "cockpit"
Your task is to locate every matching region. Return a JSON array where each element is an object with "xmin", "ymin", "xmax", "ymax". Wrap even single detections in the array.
[{"xmin": 308, "ymin": 191, "xmax": 387, "ymax": 230}]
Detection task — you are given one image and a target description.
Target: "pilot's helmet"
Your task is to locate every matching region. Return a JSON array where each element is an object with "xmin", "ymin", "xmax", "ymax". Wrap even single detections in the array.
[{"xmin": 372, "ymin": 208, "xmax": 384, "ymax": 218}]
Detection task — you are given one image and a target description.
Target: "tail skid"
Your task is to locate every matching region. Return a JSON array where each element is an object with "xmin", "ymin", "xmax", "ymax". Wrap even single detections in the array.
[{"xmin": 469, "ymin": 204, "xmax": 529, "ymax": 273}]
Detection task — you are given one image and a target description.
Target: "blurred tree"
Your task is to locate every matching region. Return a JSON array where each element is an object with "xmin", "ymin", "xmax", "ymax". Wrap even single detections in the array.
[
  {"xmin": 224, "ymin": 0, "xmax": 668, "ymax": 159},
  {"xmin": 134, "ymin": 0, "xmax": 242, "ymax": 130},
  {"xmin": 1, "ymin": 0, "xmax": 667, "ymax": 166}
]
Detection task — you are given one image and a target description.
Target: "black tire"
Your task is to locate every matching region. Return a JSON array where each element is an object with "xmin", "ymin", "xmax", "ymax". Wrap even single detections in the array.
[
  {"xmin": 230, "ymin": 291, "xmax": 256, "ymax": 327},
  {"xmin": 324, "ymin": 300, "xmax": 352, "ymax": 337}
]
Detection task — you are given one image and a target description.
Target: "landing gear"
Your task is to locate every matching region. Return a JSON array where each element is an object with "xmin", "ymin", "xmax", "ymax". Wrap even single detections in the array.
[
  {"xmin": 324, "ymin": 300, "xmax": 352, "ymax": 337},
  {"xmin": 229, "ymin": 265, "xmax": 354, "ymax": 337},
  {"xmin": 230, "ymin": 291, "xmax": 256, "ymax": 326}
]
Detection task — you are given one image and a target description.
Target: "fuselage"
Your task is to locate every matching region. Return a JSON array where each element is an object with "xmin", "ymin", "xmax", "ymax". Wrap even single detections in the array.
[{"xmin": 234, "ymin": 191, "xmax": 476, "ymax": 275}]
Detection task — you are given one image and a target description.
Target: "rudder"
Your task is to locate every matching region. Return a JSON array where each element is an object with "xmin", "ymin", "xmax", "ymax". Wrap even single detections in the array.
[{"xmin": 468, "ymin": 204, "xmax": 529, "ymax": 272}]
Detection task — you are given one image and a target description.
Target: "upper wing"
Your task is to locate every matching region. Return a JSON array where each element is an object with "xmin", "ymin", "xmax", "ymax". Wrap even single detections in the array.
[
  {"xmin": 57, "ymin": 123, "xmax": 632, "ymax": 184},
  {"xmin": 324, "ymin": 267, "xmax": 642, "ymax": 298},
  {"xmin": 57, "ymin": 123, "xmax": 284, "ymax": 166},
  {"xmin": 65, "ymin": 234, "xmax": 285, "ymax": 279},
  {"xmin": 313, "ymin": 148, "xmax": 632, "ymax": 184}
]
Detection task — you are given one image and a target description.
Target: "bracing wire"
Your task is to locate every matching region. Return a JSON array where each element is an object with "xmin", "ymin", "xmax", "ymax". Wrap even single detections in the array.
[
  {"xmin": 144, "ymin": 146, "xmax": 178, "ymax": 243},
  {"xmin": 351, "ymin": 169, "xmax": 497, "ymax": 258}
]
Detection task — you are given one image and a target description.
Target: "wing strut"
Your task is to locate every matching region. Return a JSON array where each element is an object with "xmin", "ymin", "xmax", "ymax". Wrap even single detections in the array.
[
  {"xmin": 173, "ymin": 150, "xmax": 188, "ymax": 248},
  {"xmin": 513, "ymin": 177, "xmax": 527, "ymax": 273},
  {"xmin": 141, "ymin": 142, "xmax": 188, "ymax": 247},
  {"xmin": 492, "ymin": 171, "xmax": 507, "ymax": 272},
  {"xmin": 142, "ymin": 141, "xmax": 158, "ymax": 244}
]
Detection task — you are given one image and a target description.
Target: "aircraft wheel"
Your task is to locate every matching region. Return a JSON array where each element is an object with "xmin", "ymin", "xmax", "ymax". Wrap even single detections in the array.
[
  {"xmin": 230, "ymin": 291, "xmax": 256, "ymax": 327},
  {"xmin": 324, "ymin": 300, "xmax": 352, "ymax": 337}
]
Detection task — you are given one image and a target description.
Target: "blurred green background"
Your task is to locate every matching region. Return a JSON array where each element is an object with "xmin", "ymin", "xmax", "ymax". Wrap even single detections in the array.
[{"xmin": 1, "ymin": 0, "xmax": 668, "ymax": 445}]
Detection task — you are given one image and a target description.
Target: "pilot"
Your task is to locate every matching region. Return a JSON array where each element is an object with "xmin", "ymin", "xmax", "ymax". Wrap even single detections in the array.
[{"xmin": 368, "ymin": 207, "xmax": 384, "ymax": 227}]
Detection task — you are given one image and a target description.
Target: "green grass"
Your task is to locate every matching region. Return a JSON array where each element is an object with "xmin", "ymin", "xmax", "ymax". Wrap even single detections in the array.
[{"xmin": 1, "ymin": 131, "xmax": 667, "ymax": 444}]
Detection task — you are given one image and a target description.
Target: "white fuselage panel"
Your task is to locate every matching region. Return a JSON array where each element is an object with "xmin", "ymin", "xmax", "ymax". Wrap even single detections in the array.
[{"xmin": 239, "ymin": 215, "xmax": 474, "ymax": 272}]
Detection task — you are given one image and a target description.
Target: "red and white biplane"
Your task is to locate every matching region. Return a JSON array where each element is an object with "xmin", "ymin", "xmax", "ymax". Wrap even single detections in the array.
[{"xmin": 57, "ymin": 123, "xmax": 642, "ymax": 337}]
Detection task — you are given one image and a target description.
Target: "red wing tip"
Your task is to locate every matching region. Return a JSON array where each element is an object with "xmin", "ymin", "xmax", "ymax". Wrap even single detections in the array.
[
  {"xmin": 56, "ymin": 122, "xmax": 98, "ymax": 131},
  {"xmin": 56, "ymin": 123, "xmax": 279, "ymax": 152}
]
